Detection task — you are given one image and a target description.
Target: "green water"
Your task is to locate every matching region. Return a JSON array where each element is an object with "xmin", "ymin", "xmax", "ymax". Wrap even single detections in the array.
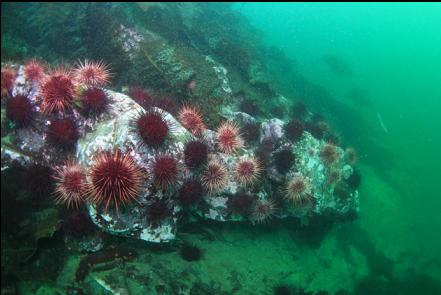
[
  {"xmin": 2, "ymin": 3, "xmax": 441, "ymax": 294},
  {"xmin": 239, "ymin": 0, "xmax": 441, "ymax": 286}
]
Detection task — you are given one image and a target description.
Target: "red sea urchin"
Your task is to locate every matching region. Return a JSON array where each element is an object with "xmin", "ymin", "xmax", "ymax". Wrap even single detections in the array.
[
  {"xmin": 81, "ymin": 88, "xmax": 108, "ymax": 116},
  {"xmin": 88, "ymin": 150, "xmax": 144, "ymax": 211},
  {"xmin": 134, "ymin": 110, "xmax": 169, "ymax": 149},
  {"xmin": 201, "ymin": 159, "xmax": 228, "ymax": 193},
  {"xmin": 152, "ymin": 154, "xmax": 179, "ymax": 192},
  {"xmin": 178, "ymin": 105, "xmax": 205, "ymax": 135},
  {"xmin": 234, "ymin": 157, "xmax": 261, "ymax": 186},
  {"xmin": 73, "ymin": 60, "xmax": 110, "ymax": 87},
  {"xmin": 53, "ymin": 160, "xmax": 87, "ymax": 208},
  {"xmin": 320, "ymin": 144, "xmax": 340, "ymax": 166},
  {"xmin": 40, "ymin": 68, "xmax": 75, "ymax": 114},
  {"xmin": 251, "ymin": 199, "xmax": 277, "ymax": 224},
  {"xmin": 24, "ymin": 59, "xmax": 46, "ymax": 84},
  {"xmin": 284, "ymin": 174, "xmax": 311, "ymax": 206},
  {"xmin": 184, "ymin": 140, "xmax": 208, "ymax": 169},
  {"xmin": 6, "ymin": 94, "xmax": 34, "ymax": 128},
  {"xmin": 1, "ymin": 66, "xmax": 16, "ymax": 97},
  {"xmin": 47, "ymin": 118, "xmax": 79, "ymax": 150},
  {"xmin": 216, "ymin": 121, "xmax": 243, "ymax": 154}
]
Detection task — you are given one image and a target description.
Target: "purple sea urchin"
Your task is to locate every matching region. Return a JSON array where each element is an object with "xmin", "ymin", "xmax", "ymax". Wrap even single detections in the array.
[
  {"xmin": 6, "ymin": 94, "xmax": 34, "ymax": 128},
  {"xmin": 227, "ymin": 192, "xmax": 256, "ymax": 217},
  {"xmin": 184, "ymin": 140, "xmax": 209, "ymax": 169},
  {"xmin": 274, "ymin": 148, "xmax": 295, "ymax": 174},
  {"xmin": 178, "ymin": 179, "xmax": 204, "ymax": 206}
]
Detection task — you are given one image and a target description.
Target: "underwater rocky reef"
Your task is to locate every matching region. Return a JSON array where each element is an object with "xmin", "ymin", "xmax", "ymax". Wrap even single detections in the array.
[
  {"xmin": 2, "ymin": 60, "xmax": 359, "ymax": 244},
  {"xmin": 1, "ymin": 3, "xmax": 370, "ymax": 294}
]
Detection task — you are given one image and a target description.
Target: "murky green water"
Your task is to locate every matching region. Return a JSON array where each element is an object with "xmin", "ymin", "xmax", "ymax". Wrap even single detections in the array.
[
  {"xmin": 239, "ymin": 1, "xmax": 441, "ymax": 289},
  {"xmin": 1, "ymin": 3, "xmax": 440, "ymax": 294}
]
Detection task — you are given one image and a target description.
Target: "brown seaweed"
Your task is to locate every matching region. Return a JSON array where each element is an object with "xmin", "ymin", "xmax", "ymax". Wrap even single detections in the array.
[{"xmin": 75, "ymin": 247, "xmax": 137, "ymax": 282}]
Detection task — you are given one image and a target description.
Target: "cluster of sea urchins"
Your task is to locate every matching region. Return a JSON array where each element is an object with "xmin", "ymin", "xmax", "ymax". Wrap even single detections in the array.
[
  {"xmin": 3, "ymin": 59, "xmax": 111, "ymax": 155},
  {"xmin": 53, "ymin": 149, "xmax": 144, "ymax": 212},
  {"xmin": 2, "ymin": 58, "xmax": 358, "ymax": 227}
]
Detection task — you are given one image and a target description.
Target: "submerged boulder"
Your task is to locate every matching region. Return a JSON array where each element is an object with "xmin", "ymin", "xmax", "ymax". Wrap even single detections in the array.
[{"xmin": 1, "ymin": 64, "xmax": 359, "ymax": 243}]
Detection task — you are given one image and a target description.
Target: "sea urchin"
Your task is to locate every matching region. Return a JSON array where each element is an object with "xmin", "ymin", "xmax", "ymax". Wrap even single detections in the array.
[
  {"xmin": 251, "ymin": 199, "xmax": 277, "ymax": 224},
  {"xmin": 81, "ymin": 87, "xmax": 108, "ymax": 116},
  {"xmin": 234, "ymin": 157, "xmax": 261, "ymax": 186},
  {"xmin": 88, "ymin": 150, "xmax": 144, "ymax": 211},
  {"xmin": 146, "ymin": 199, "xmax": 173, "ymax": 227},
  {"xmin": 183, "ymin": 140, "xmax": 208, "ymax": 169},
  {"xmin": 227, "ymin": 192, "xmax": 256, "ymax": 217},
  {"xmin": 128, "ymin": 86, "xmax": 153, "ymax": 109},
  {"xmin": 152, "ymin": 155, "xmax": 179, "ymax": 192},
  {"xmin": 274, "ymin": 148, "xmax": 295, "ymax": 174},
  {"xmin": 178, "ymin": 105, "xmax": 205, "ymax": 135},
  {"xmin": 40, "ymin": 68, "xmax": 75, "ymax": 114},
  {"xmin": 201, "ymin": 159, "xmax": 228, "ymax": 193},
  {"xmin": 53, "ymin": 160, "xmax": 87, "ymax": 208},
  {"xmin": 178, "ymin": 179, "xmax": 204, "ymax": 206},
  {"xmin": 1, "ymin": 66, "xmax": 16, "ymax": 97},
  {"xmin": 24, "ymin": 59, "xmax": 46, "ymax": 84},
  {"xmin": 216, "ymin": 121, "xmax": 243, "ymax": 154},
  {"xmin": 6, "ymin": 94, "xmax": 34, "ymax": 128},
  {"xmin": 320, "ymin": 144, "xmax": 340, "ymax": 166},
  {"xmin": 134, "ymin": 110, "xmax": 169, "ymax": 148},
  {"xmin": 284, "ymin": 174, "xmax": 311, "ymax": 206},
  {"xmin": 74, "ymin": 60, "xmax": 111, "ymax": 87},
  {"xmin": 284, "ymin": 120, "xmax": 304, "ymax": 142},
  {"xmin": 47, "ymin": 118, "xmax": 79, "ymax": 150}
]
